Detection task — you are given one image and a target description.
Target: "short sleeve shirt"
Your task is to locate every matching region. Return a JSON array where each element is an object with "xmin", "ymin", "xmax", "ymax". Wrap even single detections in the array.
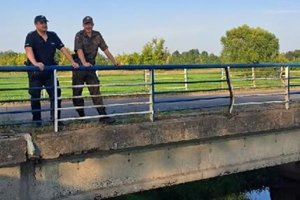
[
  {"xmin": 74, "ymin": 30, "xmax": 108, "ymax": 65},
  {"xmin": 25, "ymin": 31, "xmax": 64, "ymax": 65}
]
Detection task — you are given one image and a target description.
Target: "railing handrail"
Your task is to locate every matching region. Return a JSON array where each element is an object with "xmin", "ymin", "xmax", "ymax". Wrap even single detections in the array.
[
  {"xmin": 0, "ymin": 63, "xmax": 297, "ymax": 132},
  {"xmin": 1, "ymin": 63, "xmax": 300, "ymax": 72}
]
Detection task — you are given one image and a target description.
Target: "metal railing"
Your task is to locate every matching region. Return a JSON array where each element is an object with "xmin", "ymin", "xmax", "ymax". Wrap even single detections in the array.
[{"xmin": 1, "ymin": 63, "xmax": 300, "ymax": 132}]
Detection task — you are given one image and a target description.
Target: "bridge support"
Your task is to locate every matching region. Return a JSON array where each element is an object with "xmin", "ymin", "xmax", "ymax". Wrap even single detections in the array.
[
  {"xmin": 2, "ymin": 105, "xmax": 300, "ymax": 199},
  {"xmin": 1, "ymin": 127, "xmax": 300, "ymax": 200}
]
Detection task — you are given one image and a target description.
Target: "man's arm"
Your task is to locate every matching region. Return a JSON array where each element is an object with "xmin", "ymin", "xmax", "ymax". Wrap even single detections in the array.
[
  {"xmin": 60, "ymin": 47, "xmax": 79, "ymax": 68},
  {"xmin": 97, "ymin": 33, "xmax": 120, "ymax": 66},
  {"xmin": 103, "ymin": 49, "xmax": 120, "ymax": 66},
  {"xmin": 77, "ymin": 49, "xmax": 92, "ymax": 67},
  {"xmin": 74, "ymin": 33, "xmax": 92, "ymax": 67},
  {"xmin": 25, "ymin": 47, "xmax": 44, "ymax": 70}
]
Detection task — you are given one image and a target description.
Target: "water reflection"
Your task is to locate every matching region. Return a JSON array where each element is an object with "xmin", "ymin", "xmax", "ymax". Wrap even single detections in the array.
[
  {"xmin": 269, "ymin": 179, "xmax": 300, "ymax": 200},
  {"xmin": 246, "ymin": 189, "xmax": 271, "ymax": 200},
  {"xmin": 109, "ymin": 162, "xmax": 300, "ymax": 200}
]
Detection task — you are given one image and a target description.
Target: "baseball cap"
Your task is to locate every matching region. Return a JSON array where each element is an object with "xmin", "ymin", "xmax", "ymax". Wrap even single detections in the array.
[
  {"xmin": 83, "ymin": 16, "xmax": 93, "ymax": 24},
  {"xmin": 34, "ymin": 15, "xmax": 48, "ymax": 23}
]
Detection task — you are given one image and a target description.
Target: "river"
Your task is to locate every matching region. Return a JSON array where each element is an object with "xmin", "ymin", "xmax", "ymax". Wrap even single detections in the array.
[{"xmin": 109, "ymin": 163, "xmax": 300, "ymax": 200}]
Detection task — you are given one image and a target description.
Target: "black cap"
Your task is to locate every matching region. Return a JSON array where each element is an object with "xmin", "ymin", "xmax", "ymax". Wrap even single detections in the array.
[
  {"xmin": 83, "ymin": 16, "xmax": 93, "ymax": 24},
  {"xmin": 34, "ymin": 15, "xmax": 48, "ymax": 23}
]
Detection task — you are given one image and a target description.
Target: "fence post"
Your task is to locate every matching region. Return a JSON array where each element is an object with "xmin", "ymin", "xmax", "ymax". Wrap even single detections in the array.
[
  {"xmin": 184, "ymin": 69, "xmax": 188, "ymax": 91},
  {"xmin": 149, "ymin": 69, "xmax": 155, "ymax": 122},
  {"xmin": 280, "ymin": 66, "xmax": 285, "ymax": 85},
  {"xmin": 221, "ymin": 68, "xmax": 225, "ymax": 89},
  {"xmin": 42, "ymin": 89, "xmax": 46, "ymax": 99},
  {"xmin": 144, "ymin": 70, "xmax": 148, "ymax": 88},
  {"xmin": 285, "ymin": 66, "xmax": 290, "ymax": 110},
  {"xmin": 53, "ymin": 69, "xmax": 58, "ymax": 132},
  {"xmin": 252, "ymin": 67, "xmax": 256, "ymax": 88},
  {"xmin": 225, "ymin": 66, "xmax": 234, "ymax": 113}
]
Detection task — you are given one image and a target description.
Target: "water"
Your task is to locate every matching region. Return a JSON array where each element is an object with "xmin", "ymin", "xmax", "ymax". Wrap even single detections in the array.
[
  {"xmin": 246, "ymin": 189, "xmax": 271, "ymax": 200},
  {"xmin": 109, "ymin": 163, "xmax": 300, "ymax": 200}
]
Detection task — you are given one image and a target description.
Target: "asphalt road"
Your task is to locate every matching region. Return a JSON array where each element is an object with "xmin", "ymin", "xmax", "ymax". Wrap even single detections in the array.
[{"xmin": 0, "ymin": 91, "xmax": 297, "ymax": 124}]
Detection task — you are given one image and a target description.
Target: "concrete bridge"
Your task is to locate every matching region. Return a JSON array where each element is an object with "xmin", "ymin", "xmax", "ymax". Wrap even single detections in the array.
[{"xmin": 1, "ymin": 104, "xmax": 300, "ymax": 200}]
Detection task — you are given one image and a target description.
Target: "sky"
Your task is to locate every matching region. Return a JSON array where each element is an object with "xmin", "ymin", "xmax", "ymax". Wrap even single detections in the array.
[{"xmin": 0, "ymin": 0, "xmax": 299, "ymax": 55}]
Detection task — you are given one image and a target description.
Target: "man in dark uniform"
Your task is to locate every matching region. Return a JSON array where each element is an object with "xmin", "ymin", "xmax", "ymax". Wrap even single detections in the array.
[
  {"xmin": 25, "ymin": 15, "xmax": 79, "ymax": 125},
  {"xmin": 73, "ymin": 16, "xmax": 120, "ymax": 124}
]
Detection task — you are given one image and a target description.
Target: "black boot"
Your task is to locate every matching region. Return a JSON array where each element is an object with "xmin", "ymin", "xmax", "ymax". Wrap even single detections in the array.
[
  {"xmin": 98, "ymin": 108, "xmax": 115, "ymax": 124},
  {"xmin": 33, "ymin": 119, "xmax": 42, "ymax": 127},
  {"xmin": 77, "ymin": 109, "xmax": 85, "ymax": 117},
  {"xmin": 99, "ymin": 117, "xmax": 116, "ymax": 124}
]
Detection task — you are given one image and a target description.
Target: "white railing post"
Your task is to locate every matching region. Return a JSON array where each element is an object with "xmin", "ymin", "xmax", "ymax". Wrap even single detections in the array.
[
  {"xmin": 285, "ymin": 66, "xmax": 290, "ymax": 110},
  {"xmin": 252, "ymin": 67, "xmax": 256, "ymax": 88},
  {"xmin": 221, "ymin": 68, "xmax": 225, "ymax": 89},
  {"xmin": 184, "ymin": 68, "xmax": 188, "ymax": 91},
  {"xmin": 149, "ymin": 69, "xmax": 155, "ymax": 122},
  {"xmin": 53, "ymin": 69, "xmax": 58, "ymax": 132},
  {"xmin": 144, "ymin": 70, "xmax": 149, "ymax": 90},
  {"xmin": 144, "ymin": 70, "xmax": 147, "ymax": 84},
  {"xmin": 42, "ymin": 89, "xmax": 46, "ymax": 99}
]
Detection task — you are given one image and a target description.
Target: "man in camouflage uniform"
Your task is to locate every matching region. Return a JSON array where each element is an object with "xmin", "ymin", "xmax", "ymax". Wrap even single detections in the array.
[{"xmin": 73, "ymin": 16, "xmax": 120, "ymax": 124}]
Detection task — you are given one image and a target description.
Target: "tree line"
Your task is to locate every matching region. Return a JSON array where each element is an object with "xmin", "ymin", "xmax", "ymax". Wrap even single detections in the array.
[{"xmin": 0, "ymin": 25, "xmax": 299, "ymax": 66}]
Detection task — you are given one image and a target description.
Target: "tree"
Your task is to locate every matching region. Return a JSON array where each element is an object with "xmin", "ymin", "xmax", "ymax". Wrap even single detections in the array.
[
  {"xmin": 275, "ymin": 53, "xmax": 288, "ymax": 63},
  {"xmin": 0, "ymin": 51, "xmax": 26, "ymax": 65},
  {"xmin": 181, "ymin": 49, "xmax": 200, "ymax": 64},
  {"xmin": 116, "ymin": 53, "xmax": 141, "ymax": 65},
  {"xmin": 95, "ymin": 53, "xmax": 110, "ymax": 65},
  {"xmin": 221, "ymin": 25, "xmax": 279, "ymax": 63},
  {"xmin": 207, "ymin": 53, "xmax": 221, "ymax": 64},
  {"xmin": 169, "ymin": 50, "xmax": 184, "ymax": 64},
  {"xmin": 140, "ymin": 38, "xmax": 169, "ymax": 64},
  {"xmin": 284, "ymin": 50, "xmax": 300, "ymax": 62},
  {"xmin": 199, "ymin": 51, "xmax": 208, "ymax": 63},
  {"xmin": 169, "ymin": 49, "xmax": 220, "ymax": 64},
  {"xmin": 169, "ymin": 49, "xmax": 200, "ymax": 64}
]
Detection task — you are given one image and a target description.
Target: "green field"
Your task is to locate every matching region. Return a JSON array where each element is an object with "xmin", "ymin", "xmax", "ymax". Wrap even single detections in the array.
[{"xmin": 0, "ymin": 68, "xmax": 300, "ymax": 102}]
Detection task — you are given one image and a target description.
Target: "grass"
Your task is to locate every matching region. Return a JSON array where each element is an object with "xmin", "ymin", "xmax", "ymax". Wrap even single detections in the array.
[{"xmin": 1, "ymin": 68, "xmax": 298, "ymax": 102}]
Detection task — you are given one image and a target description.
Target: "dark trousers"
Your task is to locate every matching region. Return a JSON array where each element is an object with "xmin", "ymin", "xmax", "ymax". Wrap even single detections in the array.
[
  {"xmin": 72, "ymin": 71, "xmax": 106, "ymax": 117},
  {"xmin": 28, "ymin": 72, "xmax": 62, "ymax": 121}
]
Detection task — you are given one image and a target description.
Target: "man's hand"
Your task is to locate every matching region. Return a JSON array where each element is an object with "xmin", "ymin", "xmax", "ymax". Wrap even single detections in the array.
[
  {"xmin": 103, "ymin": 49, "xmax": 121, "ymax": 67},
  {"xmin": 114, "ymin": 61, "xmax": 122, "ymax": 67},
  {"xmin": 72, "ymin": 62, "xmax": 80, "ymax": 68},
  {"xmin": 33, "ymin": 62, "xmax": 45, "ymax": 71},
  {"xmin": 83, "ymin": 62, "xmax": 93, "ymax": 67}
]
